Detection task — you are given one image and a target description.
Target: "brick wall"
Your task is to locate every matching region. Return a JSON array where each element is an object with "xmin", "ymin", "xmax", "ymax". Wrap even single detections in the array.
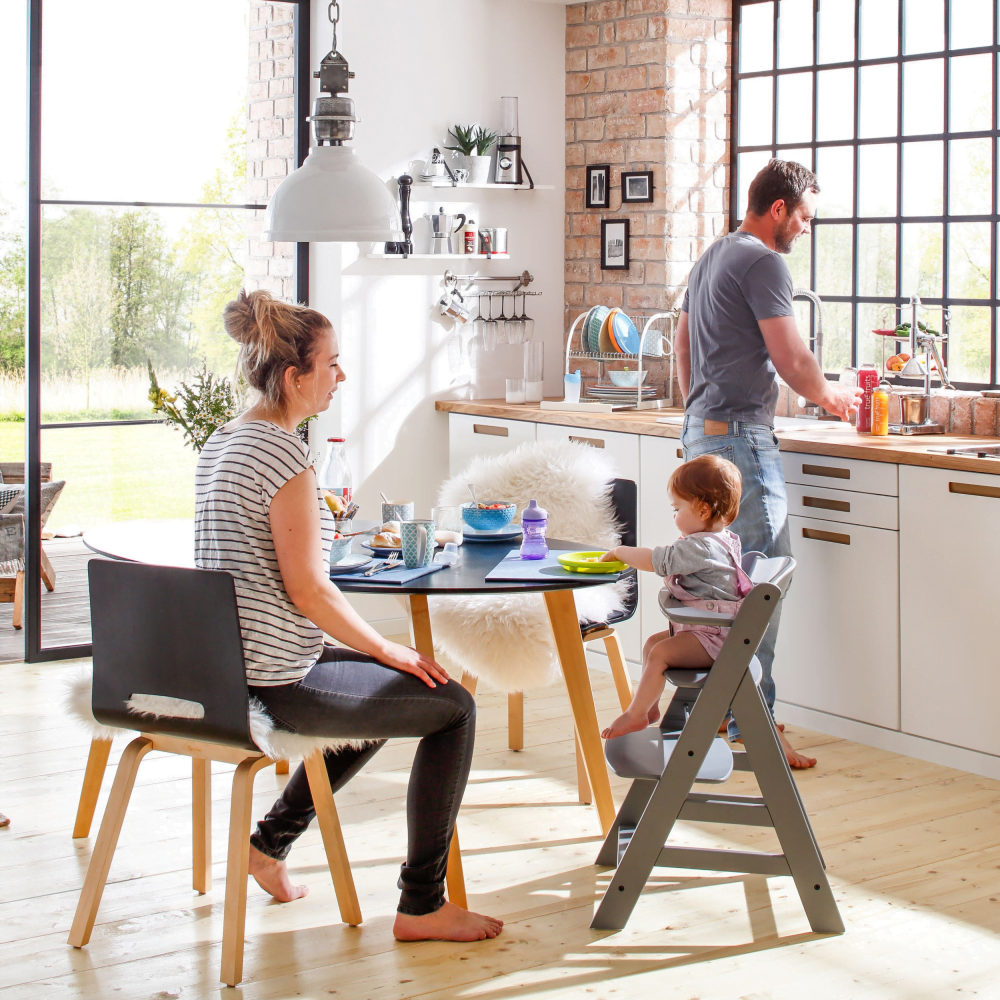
[
  {"xmin": 565, "ymin": 0, "xmax": 731, "ymax": 396},
  {"xmin": 246, "ymin": 2, "xmax": 297, "ymax": 301}
]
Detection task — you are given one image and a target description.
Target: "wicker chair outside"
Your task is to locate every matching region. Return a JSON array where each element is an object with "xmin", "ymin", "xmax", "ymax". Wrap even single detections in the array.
[{"xmin": 0, "ymin": 481, "xmax": 66, "ymax": 628}]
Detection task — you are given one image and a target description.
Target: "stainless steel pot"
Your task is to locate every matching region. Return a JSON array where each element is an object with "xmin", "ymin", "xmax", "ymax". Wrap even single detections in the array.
[{"xmin": 899, "ymin": 393, "xmax": 930, "ymax": 424}]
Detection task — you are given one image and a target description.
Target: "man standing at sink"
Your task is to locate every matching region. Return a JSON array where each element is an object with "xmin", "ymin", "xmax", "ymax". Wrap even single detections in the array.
[{"xmin": 675, "ymin": 159, "xmax": 862, "ymax": 769}]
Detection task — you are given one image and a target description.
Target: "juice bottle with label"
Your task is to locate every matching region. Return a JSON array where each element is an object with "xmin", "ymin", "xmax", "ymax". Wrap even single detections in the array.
[{"xmin": 871, "ymin": 381, "xmax": 890, "ymax": 436}]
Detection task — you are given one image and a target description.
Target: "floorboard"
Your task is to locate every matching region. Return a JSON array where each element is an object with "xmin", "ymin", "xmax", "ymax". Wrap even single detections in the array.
[{"xmin": 1, "ymin": 652, "xmax": 998, "ymax": 1000}]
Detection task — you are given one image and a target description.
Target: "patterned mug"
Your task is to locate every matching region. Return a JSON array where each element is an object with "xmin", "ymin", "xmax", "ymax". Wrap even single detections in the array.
[
  {"xmin": 400, "ymin": 519, "xmax": 436, "ymax": 569},
  {"xmin": 382, "ymin": 500, "xmax": 415, "ymax": 525}
]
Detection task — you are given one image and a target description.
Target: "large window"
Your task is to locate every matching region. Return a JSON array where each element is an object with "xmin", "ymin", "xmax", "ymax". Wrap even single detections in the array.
[{"xmin": 733, "ymin": 0, "xmax": 1000, "ymax": 387}]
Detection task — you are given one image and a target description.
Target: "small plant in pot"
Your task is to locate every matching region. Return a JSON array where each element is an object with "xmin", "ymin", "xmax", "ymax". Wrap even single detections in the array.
[{"xmin": 445, "ymin": 124, "xmax": 497, "ymax": 185}]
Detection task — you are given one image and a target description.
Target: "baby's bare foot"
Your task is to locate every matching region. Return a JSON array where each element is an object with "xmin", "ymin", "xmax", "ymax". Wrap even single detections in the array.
[
  {"xmin": 601, "ymin": 708, "xmax": 650, "ymax": 740},
  {"xmin": 646, "ymin": 704, "xmax": 661, "ymax": 725},
  {"xmin": 248, "ymin": 844, "xmax": 309, "ymax": 902},
  {"xmin": 393, "ymin": 900, "xmax": 503, "ymax": 942}
]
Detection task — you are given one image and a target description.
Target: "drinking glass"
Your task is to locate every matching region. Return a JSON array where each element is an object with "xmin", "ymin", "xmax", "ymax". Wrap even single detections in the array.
[
  {"xmin": 482, "ymin": 293, "xmax": 499, "ymax": 351},
  {"xmin": 505, "ymin": 378, "xmax": 526, "ymax": 404},
  {"xmin": 431, "ymin": 505, "xmax": 465, "ymax": 534},
  {"xmin": 504, "ymin": 293, "xmax": 524, "ymax": 345},
  {"xmin": 523, "ymin": 341, "xmax": 544, "ymax": 402}
]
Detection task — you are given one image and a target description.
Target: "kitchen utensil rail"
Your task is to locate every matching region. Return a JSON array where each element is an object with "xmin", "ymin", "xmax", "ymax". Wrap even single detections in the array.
[
  {"xmin": 564, "ymin": 309, "xmax": 679, "ymax": 409},
  {"xmin": 444, "ymin": 268, "xmax": 534, "ymax": 291}
]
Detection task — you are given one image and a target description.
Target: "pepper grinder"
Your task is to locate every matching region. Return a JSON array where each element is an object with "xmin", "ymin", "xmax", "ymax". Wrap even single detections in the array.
[{"xmin": 384, "ymin": 175, "xmax": 413, "ymax": 256}]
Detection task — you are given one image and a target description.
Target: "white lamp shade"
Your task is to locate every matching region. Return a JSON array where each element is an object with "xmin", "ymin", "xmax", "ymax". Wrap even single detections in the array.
[{"xmin": 263, "ymin": 145, "xmax": 403, "ymax": 243}]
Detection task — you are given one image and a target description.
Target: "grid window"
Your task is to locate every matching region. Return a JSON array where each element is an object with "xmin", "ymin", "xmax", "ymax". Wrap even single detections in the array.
[{"xmin": 733, "ymin": 0, "xmax": 1000, "ymax": 387}]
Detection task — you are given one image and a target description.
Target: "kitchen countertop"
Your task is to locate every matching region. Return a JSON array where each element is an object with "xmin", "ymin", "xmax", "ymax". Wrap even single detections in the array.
[{"xmin": 435, "ymin": 398, "xmax": 1000, "ymax": 476}]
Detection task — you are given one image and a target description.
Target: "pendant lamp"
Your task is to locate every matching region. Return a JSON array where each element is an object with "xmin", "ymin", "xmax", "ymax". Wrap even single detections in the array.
[{"xmin": 263, "ymin": 3, "xmax": 402, "ymax": 244}]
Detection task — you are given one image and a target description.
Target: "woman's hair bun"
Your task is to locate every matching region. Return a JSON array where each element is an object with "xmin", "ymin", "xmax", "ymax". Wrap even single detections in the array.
[{"xmin": 223, "ymin": 288, "xmax": 258, "ymax": 346}]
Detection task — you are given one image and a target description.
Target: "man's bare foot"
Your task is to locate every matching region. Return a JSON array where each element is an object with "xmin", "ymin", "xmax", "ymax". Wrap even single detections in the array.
[
  {"xmin": 393, "ymin": 901, "xmax": 503, "ymax": 942},
  {"xmin": 778, "ymin": 729, "xmax": 816, "ymax": 769},
  {"xmin": 0, "ymin": 812, "xmax": 8, "ymax": 828},
  {"xmin": 248, "ymin": 844, "xmax": 309, "ymax": 902},
  {"xmin": 602, "ymin": 707, "xmax": 651, "ymax": 740}
]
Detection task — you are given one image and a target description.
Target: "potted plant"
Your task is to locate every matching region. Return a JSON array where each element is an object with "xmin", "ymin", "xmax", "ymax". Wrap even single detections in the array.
[{"xmin": 445, "ymin": 124, "xmax": 497, "ymax": 185}]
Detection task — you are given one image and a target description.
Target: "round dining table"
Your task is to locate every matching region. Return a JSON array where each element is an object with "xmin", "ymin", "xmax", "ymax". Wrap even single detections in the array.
[{"xmin": 83, "ymin": 518, "xmax": 622, "ymax": 909}]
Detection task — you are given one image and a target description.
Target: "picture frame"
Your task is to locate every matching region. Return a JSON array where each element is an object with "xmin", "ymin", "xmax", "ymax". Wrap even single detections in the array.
[
  {"xmin": 585, "ymin": 164, "xmax": 610, "ymax": 209},
  {"xmin": 621, "ymin": 170, "xmax": 654, "ymax": 203},
  {"xmin": 601, "ymin": 218, "xmax": 630, "ymax": 271}
]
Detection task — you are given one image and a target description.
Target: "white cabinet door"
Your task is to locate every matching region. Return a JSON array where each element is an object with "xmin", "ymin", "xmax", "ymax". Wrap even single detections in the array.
[
  {"xmin": 534, "ymin": 423, "xmax": 641, "ymax": 484},
  {"xmin": 448, "ymin": 413, "xmax": 536, "ymax": 476},
  {"xmin": 773, "ymin": 514, "xmax": 900, "ymax": 729},
  {"xmin": 638, "ymin": 436, "xmax": 687, "ymax": 661},
  {"xmin": 899, "ymin": 465, "xmax": 1000, "ymax": 754}
]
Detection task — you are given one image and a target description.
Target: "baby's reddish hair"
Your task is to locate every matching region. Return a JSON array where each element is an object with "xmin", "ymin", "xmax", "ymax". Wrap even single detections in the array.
[{"xmin": 668, "ymin": 454, "xmax": 742, "ymax": 524}]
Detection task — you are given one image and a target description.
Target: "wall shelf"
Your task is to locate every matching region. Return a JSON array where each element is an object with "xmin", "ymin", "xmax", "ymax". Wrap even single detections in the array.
[{"xmin": 365, "ymin": 253, "xmax": 510, "ymax": 260}]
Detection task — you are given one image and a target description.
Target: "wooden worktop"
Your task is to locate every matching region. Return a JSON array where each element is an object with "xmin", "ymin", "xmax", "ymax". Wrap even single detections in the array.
[{"xmin": 435, "ymin": 398, "xmax": 1000, "ymax": 477}]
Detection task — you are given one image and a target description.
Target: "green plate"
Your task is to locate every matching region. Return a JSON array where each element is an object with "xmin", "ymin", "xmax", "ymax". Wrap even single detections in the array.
[{"xmin": 556, "ymin": 550, "xmax": 627, "ymax": 573}]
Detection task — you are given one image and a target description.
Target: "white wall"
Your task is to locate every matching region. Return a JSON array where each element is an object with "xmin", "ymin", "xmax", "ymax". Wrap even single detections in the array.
[{"xmin": 308, "ymin": 0, "xmax": 566, "ymax": 628}]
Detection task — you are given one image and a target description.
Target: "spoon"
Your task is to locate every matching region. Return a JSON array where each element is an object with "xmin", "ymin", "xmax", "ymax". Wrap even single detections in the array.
[
  {"xmin": 467, "ymin": 483, "xmax": 479, "ymax": 506},
  {"xmin": 380, "ymin": 491, "xmax": 389, "ymax": 504}
]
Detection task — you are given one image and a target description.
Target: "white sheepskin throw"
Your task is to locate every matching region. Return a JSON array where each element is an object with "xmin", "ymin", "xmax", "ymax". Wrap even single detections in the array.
[
  {"xmin": 430, "ymin": 440, "xmax": 629, "ymax": 693},
  {"xmin": 64, "ymin": 671, "xmax": 370, "ymax": 758}
]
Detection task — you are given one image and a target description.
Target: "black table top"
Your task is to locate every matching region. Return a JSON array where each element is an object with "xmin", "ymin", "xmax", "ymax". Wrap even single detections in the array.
[{"xmin": 337, "ymin": 538, "xmax": 624, "ymax": 596}]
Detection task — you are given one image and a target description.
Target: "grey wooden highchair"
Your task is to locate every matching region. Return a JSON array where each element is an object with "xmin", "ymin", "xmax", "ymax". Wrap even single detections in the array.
[{"xmin": 591, "ymin": 553, "xmax": 844, "ymax": 935}]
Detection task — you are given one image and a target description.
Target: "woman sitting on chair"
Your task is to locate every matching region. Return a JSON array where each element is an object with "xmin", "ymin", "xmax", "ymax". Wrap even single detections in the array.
[{"xmin": 195, "ymin": 289, "xmax": 501, "ymax": 942}]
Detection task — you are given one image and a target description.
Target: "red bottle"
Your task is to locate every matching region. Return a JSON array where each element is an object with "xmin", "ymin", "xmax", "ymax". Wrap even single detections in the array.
[{"xmin": 856, "ymin": 364, "xmax": 880, "ymax": 433}]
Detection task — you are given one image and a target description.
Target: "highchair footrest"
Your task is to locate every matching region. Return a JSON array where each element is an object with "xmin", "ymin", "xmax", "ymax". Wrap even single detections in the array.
[{"xmin": 605, "ymin": 727, "xmax": 733, "ymax": 783}]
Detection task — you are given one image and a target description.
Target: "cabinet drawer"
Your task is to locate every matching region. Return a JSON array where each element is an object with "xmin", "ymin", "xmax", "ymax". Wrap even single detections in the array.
[
  {"xmin": 535, "ymin": 423, "xmax": 640, "ymax": 484},
  {"xmin": 448, "ymin": 413, "xmax": 536, "ymax": 476},
  {"xmin": 782, "ymin": 452, "xmax": 898, "ymax": 496},
  {"xmin": 785, "ymin": 483, "xmax": 898, "ymax": 530}
]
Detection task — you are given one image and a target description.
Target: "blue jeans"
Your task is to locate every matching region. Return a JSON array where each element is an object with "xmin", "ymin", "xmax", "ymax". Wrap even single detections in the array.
[{"xmin": 680, "ymin": 416, "xmax": 791, "ymax": 736}]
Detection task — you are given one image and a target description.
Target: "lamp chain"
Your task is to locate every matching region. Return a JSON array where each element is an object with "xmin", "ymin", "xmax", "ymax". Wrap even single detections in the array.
[{"xmin": 327, "ymin": 1, "xmax": 340, "ymax": 52}]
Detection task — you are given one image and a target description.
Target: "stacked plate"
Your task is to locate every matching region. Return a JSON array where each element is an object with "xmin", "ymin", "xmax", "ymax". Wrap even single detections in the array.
[
  {"xmin": 586, "ymin": 384, "xmax": 659, "ymax": 402},
  {"xmin": 580, "ymin": 306, "xmax": 641, "ymax": 354}
]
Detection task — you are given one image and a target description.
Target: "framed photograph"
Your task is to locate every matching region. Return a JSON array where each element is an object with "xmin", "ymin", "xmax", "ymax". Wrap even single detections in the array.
[
  {"xmin": 601, "ymin": 218, "xmax": 630, "ymax": 271},
  {"xmin": 621, "ymin": 170, "xmax": 654, "ymax": 203},
  {"xmin": 585, "ymin": 164, "xmax": 610, "ymax": 209}
]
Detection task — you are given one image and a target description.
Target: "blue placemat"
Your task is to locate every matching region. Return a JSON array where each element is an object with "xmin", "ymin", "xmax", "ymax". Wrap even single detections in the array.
[
  {"xmin": 330, "ymin": 560, "xmax": 448, "ymax": 585},
  {"xmin": 485, "ymin": 551, "xmax": 624, "ymax": 583}
]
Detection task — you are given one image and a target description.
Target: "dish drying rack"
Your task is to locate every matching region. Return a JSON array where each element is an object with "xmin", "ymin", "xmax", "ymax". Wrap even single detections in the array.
[{"xmin": 562, "ymin": 309, "xmax": 678, "ymax": 410}]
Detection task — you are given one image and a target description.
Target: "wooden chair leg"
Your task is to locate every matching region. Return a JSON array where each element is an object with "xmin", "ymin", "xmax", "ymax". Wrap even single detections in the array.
[
  {"xmin": 12, "ymin": 571, "xmax": 23, "ymax": 630},
  {"xmin": 40, "ymin": 548, "xmax": 56, "ymax": 592},
  {"xmin": 603, "ymin": 631, "xmax": 634, "ymax": 712},
  {"xmin": 275, "ymin": 759, "xmax": 289, "ymax": 775},
  {"xmin": 446, "ymin": 827, "xmax": 468, "ymax": 909},
  {"xmin": 68, "ymin": 736, "xmax": 153, "ymax": 948},
  {"xmin": 507, "ymin": 691, "xmax": 524, "ymax": 751},
  {"xmin": 220, "ymin": 755, "xmax": 272, "ymax": 987},
  {"xmin": 192, "ymin": 758, "xmax": 212, "ymax": 894},
  {"xmin": 303, "ymin": 750, "xmax": 362, "ymax": 926},
  {"xmin": 574, "ymin": 728, "xmax": 592, "ymax": 804},
  {"xmin": 459, "ymin": 670, "xmax": 478, "ymax": 696},
  {"xmin": 73, "ymin": 738, "xmax": 113, "ymax": 839}
]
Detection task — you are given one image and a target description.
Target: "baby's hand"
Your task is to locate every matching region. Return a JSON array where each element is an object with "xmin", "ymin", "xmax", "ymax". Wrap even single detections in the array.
[{"xmin": 599, "ymin": 550, "xmax": 619, "ymax": 562}]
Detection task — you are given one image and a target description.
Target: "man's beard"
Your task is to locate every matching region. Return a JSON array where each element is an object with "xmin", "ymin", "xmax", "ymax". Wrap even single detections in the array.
[{"xmin": 774, "ymin": 218, "xmax": 798, "ymax": 254}]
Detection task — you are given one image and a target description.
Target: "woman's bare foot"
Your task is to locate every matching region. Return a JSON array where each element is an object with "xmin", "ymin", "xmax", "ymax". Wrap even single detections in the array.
[
  {"xmin": 393, "ymin": 901, "xmax": 503, "ymax": 942},
  {"xmin": 248, "ymin": 844, "xmax": 309, "ymax": 902},
  {"xmin": 778, "ymin": 729, "xmax": 816, "ymax": 769},
  {"xmin": 601, "ymin": 707, "xmax": 651, "ymax": 740}
]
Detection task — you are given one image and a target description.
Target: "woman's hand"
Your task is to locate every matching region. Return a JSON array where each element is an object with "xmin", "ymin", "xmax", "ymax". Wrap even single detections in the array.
[
  {"xmin": 379, "ymin": 641, "xmax": 451, "ymax": 688},
  {"xmin": 600, "ymin": 548, "xmax": 620, "ymax": 562}
]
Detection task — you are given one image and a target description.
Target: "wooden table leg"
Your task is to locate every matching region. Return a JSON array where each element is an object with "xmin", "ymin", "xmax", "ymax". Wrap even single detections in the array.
[
  {"xmin": 544, "ymin": 590, "xmax": 616, "ymax": 835},
  {"xmin": 408, "ymin": 594, "xmax": 469, "ymax": 910}
]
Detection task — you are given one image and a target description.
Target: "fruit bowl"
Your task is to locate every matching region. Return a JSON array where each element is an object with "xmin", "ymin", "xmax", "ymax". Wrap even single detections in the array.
[
  {"xmin": 461, "ymin": 501, "xmax": 517, "ymax": 532},
  {"xmin": 608, "ymin": 370, "xmax": 648, "ymax": 387}
]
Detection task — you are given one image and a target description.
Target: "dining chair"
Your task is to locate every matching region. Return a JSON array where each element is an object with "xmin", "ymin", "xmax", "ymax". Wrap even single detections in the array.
[
  {"xmin": 68, "ymin": 559, "xmax": 361, "ymax": 987},
  {"xmin": 590, "ymin": 553, "xmax": 844, "ymax": 936},
  {"xmin": 503, "ymin": 478, "xmax": 638, "ymax": 803}
]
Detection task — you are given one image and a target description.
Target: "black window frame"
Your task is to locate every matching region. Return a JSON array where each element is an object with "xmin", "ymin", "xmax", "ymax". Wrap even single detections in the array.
[
  {"xmin": 731, "ymin": 0, "xmax": 1000, "ymax": 390},
  {"xmin": 23, "ymin": 0, "xmax": 312, "ymax": 662}
]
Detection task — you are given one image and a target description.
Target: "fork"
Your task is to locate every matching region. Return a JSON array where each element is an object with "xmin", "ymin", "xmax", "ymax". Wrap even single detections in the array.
[{"xmin": 363, "ymin": 551, "xmax": 400, "ymax": 577}]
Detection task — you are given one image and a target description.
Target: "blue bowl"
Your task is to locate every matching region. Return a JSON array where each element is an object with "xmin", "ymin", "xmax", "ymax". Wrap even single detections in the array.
[
  {"xmin": 461, "ymin": 502, "xmax": 517, "ymax": 531},
  {"xmin": 329, "ymin": 535, "xmax": 354, "ymax": 565}
]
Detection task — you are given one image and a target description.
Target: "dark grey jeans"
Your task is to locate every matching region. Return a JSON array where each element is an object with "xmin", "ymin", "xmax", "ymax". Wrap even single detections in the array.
[{"xmin": 248, "ymin": 645, "xmax": 476, "ymax": 916}]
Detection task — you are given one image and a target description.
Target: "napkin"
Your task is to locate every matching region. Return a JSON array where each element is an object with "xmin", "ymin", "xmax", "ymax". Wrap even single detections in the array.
[{"xmin": 329, "ymin": 560, "xmax": 448, "ymax": 585}]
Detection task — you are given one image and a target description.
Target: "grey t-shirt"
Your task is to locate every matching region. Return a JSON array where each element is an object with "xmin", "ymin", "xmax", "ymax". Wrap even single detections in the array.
[
  {"xmin": 651, "ymin": 533, "xmax": 743, "ymax": 618},
  {"xmin": 682, "ymin": 231, "xmax": 794, "ymax": 426}
]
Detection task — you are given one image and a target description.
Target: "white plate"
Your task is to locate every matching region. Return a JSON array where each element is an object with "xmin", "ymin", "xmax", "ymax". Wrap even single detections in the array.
[
  {"xmin": 462, "ymin": 525, "xmax": 524, "ymax": 543},
  {"xmin": 329, "ymin": 554, "xmax": 374, "ymax": 573}
]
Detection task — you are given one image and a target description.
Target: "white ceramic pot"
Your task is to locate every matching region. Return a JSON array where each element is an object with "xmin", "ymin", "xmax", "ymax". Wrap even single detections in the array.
[{"xmin": 463, "ymin": 153, "xmax": 492, "ymax": 185}]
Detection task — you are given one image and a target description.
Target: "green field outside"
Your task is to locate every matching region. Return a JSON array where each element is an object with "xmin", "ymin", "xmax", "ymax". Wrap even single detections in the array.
[{"xmin": 0, "ymin": 422, "xmax": 198, "ymax": 530}]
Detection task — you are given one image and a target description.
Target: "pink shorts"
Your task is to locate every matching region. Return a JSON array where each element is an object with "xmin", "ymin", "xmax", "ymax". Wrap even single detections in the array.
[{"xmin": 673, "ymin": 623, "xmax": 727, "ymax": 660}]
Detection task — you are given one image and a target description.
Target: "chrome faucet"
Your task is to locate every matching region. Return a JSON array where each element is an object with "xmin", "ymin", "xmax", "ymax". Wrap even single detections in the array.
[{"xmin": 792, "ymin": 288, "xmax": 827, "ymax": 418}]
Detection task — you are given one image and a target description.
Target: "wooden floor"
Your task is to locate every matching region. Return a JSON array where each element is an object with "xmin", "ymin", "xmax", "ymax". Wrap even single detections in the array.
[
  {"xmin": 0, "ymin": 539, "xmax": 95, "ymax": 661},
  {"xmin": 2, "ymin": 652, "xmax": 1000, "ymax": 999}
]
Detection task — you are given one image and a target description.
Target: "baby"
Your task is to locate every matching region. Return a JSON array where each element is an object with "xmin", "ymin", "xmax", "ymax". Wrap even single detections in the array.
[{"xmin": 600, "ymin": 453, "xmax": 751, "ymax": 740}]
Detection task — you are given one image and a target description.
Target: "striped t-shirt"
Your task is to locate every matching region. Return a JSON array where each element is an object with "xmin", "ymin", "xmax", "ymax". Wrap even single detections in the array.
[{"xmin": 194, "ymin": 420, "xmax": 336, "ymax": 686}]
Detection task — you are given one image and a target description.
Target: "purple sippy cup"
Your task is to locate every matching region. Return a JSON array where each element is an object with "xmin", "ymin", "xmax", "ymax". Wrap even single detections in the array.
[{"xmin": 519, "ymin": 498, "xmax": 549, "ymax": 560}]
